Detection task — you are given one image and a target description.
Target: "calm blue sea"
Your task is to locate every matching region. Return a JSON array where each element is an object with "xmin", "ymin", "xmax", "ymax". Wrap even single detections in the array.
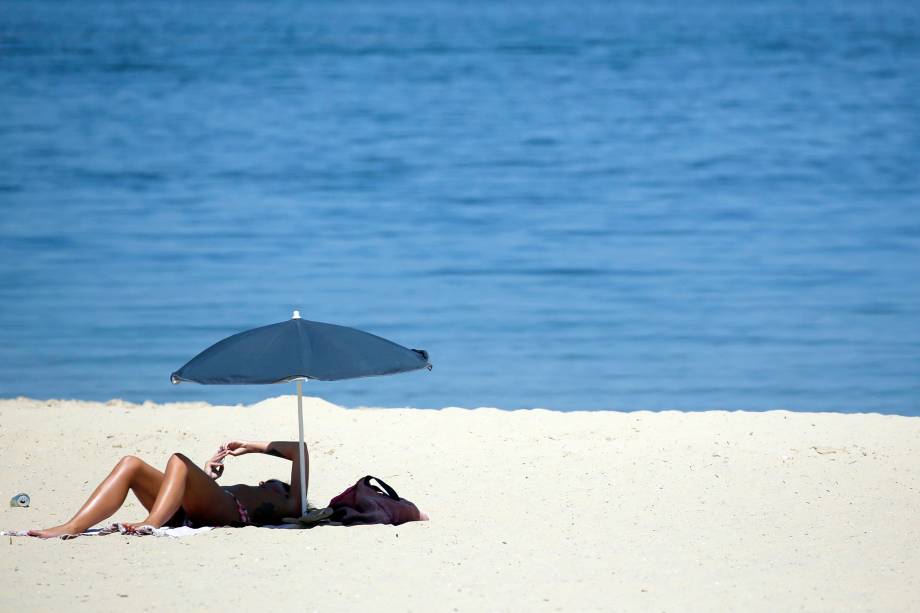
[{"xmin": 1, "ymin": 1, "xmax": 918, "ymax": 413}]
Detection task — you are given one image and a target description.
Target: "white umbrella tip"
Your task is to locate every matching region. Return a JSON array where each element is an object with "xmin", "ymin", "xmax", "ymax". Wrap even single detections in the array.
[{"xmin": 292, "ymin": 310, "xmax": 301, "ymax": 319}]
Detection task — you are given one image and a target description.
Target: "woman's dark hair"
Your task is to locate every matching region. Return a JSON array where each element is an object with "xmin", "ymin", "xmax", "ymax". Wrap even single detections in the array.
[{"xmin": 264, "ymin": 478, "xmax": 291, "ymax": 493}]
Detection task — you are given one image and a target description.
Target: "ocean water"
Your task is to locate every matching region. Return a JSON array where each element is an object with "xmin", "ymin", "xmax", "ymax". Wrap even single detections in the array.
[{"xmin": 1, "ymin": 1, "xmax": 918, "ymax": 414}]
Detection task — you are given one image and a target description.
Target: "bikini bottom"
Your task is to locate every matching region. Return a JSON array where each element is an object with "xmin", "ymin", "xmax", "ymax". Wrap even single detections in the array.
[{"xmin": 166, "ymin": 490, "xmax": 252, "ymax": 528}]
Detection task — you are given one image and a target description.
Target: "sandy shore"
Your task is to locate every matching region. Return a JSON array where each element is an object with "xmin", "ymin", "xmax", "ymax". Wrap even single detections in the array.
[{"xmin": 1, "ymin": 396, "xmax": 918, "ymax": 612}]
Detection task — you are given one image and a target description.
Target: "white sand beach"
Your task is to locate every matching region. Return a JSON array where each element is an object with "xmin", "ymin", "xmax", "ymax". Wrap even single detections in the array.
[{"xmin": 1, "ymin": 396, "xmax": 918, "ymax": 612}]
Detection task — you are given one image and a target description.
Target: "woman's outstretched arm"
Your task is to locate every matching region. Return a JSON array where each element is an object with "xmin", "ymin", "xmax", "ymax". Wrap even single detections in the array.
[{"xmin": 222, "ymin": 440, "xmax": 309, "ymax": 513}]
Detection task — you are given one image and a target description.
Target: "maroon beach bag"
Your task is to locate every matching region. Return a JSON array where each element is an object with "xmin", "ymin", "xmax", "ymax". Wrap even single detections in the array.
[{"xmin": 328, "ymin": 476, "xmax": 428, "ymax": 526}]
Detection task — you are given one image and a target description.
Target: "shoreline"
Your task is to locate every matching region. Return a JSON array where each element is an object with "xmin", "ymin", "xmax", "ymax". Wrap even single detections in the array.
[{"xmin": 2, "ymin": 395, "xmax": 915, "ymax": 418}]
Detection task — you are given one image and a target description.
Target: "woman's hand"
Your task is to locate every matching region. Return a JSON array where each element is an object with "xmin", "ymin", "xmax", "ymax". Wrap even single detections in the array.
[
  {"xmin": 221, "ymin": 440, "xmax": 257, "ymax": 456},
  {"xmin": 204, "ymin": 448, "xmax": 229, "ymax": 479}
]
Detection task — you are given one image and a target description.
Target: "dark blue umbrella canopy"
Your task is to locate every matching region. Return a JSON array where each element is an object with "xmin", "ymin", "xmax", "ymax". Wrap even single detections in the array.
[{"xmin": 171, "ymin": 313, "xmax": 431, "ymax": 385}]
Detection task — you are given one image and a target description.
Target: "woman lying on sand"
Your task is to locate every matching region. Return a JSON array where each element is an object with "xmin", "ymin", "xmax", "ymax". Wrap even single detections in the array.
[{"xmin": 29, "ymin": 440, "xmax": 312, "ymax": 538}]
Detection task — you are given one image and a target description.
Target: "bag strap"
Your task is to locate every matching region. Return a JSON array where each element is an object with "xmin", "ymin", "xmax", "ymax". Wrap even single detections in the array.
[{"xmin": 363, "ymin": 475, "xmax": 400, "ymax": 500}]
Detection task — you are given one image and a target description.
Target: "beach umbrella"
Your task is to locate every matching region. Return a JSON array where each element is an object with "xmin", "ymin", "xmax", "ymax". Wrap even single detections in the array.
[{"xmin": 170, "ymin": 311, "xmax": 431, "ymax": 519}]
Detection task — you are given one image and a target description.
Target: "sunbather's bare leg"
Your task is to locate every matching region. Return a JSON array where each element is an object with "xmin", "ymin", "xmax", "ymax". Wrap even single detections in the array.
[
  {"xmin": 28, "ymin": 456, "xmax": 165, "ymax": 538},
  {"xmin": 123, "ymin": 453, "xmax": 238, "ymax": 530}
]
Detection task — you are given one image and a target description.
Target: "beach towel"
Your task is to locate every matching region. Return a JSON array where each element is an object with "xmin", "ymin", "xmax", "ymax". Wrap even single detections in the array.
[
  {"xmin": 1, "ymin": 524, "xmax": 215, "ymax": 539},
  {"xmin": 328, "ymin": 476, "xmax": 427, "ymax": 526},
  {"xmin": 1, "ymin": 522, "xmax": 310, "ymax": 540}
]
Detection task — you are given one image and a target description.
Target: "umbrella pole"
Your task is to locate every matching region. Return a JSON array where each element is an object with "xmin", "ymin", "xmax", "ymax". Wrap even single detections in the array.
[{"xmin": 296, "ymin": 380, "xmax": 308, "ymax": 516}]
